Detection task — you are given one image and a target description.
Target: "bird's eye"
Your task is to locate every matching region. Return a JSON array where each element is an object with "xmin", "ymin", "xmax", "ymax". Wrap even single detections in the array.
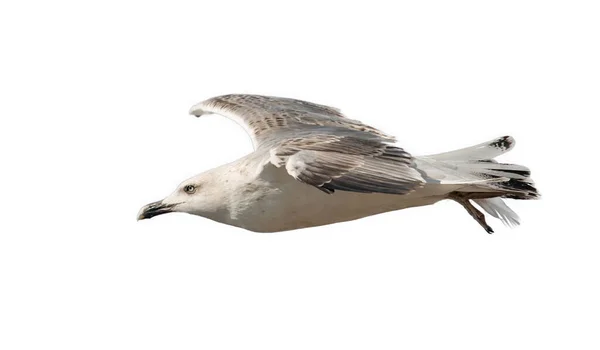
[{"xmin": 183, "ymin": 185, "xmax": 196, "ymax": 194}]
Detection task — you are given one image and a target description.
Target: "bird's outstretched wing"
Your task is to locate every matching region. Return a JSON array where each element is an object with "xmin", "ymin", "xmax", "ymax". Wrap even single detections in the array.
[
  {"xmin": 189, "ymin": 94, "xmax": 395, "ymax": 149},
  {"xmin": 189, "ymin": 94, "xmax": 423, "ymax": 194}
]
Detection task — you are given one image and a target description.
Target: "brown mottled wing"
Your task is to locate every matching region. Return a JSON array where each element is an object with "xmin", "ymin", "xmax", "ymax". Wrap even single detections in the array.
[
  {"xmin": 272, "ymin": 135, "xmax": 425, "ymax": 195},
  {"xmin": 189, "ymin": 94, "xmax": 395, "ymax": 149}
]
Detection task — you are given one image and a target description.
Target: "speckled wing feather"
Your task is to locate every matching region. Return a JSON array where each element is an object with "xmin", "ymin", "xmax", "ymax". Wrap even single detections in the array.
[
  {"xmin": 189, "ymin": 94, "xmax": 423, "ymax": 195},
  {"xmin": 189, "ymin": 94, "xmax": 396, "ymax": 149},
  {"xmin": 271, "ymin": 134, "xmax": 424, "ymax": 194}
]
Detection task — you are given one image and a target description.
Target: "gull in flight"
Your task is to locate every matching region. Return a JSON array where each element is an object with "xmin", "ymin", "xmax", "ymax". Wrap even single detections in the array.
[{"xmin": 138, "ymin": 94, "xmax": 539, "ymax": 233}]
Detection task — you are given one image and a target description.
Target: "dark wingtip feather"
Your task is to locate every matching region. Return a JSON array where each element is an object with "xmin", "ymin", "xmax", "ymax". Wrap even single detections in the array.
[
  {"xmin": 498, "ymin": 178, "xmax": 540, "ymax": 200},
  {"xmin": 490, "ymin": 136, "xmax": 515, "ymax": 152}
]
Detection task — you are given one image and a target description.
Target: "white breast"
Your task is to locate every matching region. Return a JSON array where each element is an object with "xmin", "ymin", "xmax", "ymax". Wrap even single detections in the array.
[{"xmin": 224, "ymin": 165, "xmax": 454, "ymax": 232}]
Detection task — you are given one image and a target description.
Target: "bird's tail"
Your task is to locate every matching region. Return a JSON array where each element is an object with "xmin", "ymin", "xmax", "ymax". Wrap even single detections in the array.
[{"xmin": 417, "ymin": 136, "xmax": 539, "ymax": 232}]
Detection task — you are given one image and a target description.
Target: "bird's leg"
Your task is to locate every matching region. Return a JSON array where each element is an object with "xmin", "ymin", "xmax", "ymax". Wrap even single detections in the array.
[{"xmin": 449, "ymin": 193, "xmax": 494, "ymax": 234}]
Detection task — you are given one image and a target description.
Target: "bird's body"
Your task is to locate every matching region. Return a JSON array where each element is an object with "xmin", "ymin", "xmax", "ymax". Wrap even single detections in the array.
[
  {"xmin": 195, "ymin": 154, "xmax": 452, "ymax": 232},
  {"xmin": 138, "ymin": 94, "xmax": 539, "ymax": 233}
]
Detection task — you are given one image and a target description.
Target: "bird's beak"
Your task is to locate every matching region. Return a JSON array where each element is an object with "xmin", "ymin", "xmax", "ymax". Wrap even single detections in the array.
[{"xmin": 137, "ymin": 200, "xmax": 176, "ymax": 220}]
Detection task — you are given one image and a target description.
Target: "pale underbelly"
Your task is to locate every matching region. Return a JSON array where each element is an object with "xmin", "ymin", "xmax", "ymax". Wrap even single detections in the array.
[{"xmin": 230, "ymin": 179, "xmax": 456, "ymax": 232}]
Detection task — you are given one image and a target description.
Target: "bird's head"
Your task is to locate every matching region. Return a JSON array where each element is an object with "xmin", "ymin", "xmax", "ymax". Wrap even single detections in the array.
[{"xmin": 137, "ymin": 172, "xmax": 227, "ymax": 221}]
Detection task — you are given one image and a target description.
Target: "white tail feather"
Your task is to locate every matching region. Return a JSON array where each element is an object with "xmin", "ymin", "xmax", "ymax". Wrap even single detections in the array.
[{"xmin": 473, "ymin": 198, "xmax": 521, "ymax": 227}]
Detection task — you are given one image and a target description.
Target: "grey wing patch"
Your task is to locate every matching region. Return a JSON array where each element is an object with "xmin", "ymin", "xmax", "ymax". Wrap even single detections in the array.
[
  {"xmin": 240, "ymin": 94, "xmax": 346, "ymax": 119},
  {"xmin": 189, "ymin": 94, "xmax": 396, "ymax": 149},
  {"xmin": 274, "ymin": 136, "xmax": 424, "ymax": 195}
]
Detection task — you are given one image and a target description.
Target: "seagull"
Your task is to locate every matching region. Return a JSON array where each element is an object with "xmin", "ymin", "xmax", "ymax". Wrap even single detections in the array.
[{"xmin": 137, "ymin": 94, "xmax": 539, "ymax": 233}]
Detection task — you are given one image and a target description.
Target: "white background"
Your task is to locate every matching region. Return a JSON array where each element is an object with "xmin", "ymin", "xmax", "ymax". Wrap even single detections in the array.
[{"xmin": 1, "ymin": 1, "xmax": 598, "ymax": 349}]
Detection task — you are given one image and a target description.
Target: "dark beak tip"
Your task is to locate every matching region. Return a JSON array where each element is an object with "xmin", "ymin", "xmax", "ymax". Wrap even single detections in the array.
[
  {"xmin": 137, "ymin": 207, "xmax": 149, "ymax": 221},
  {"xmin": 137, "ymin": 200, "xmax": 174, "ymax": 221}
]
